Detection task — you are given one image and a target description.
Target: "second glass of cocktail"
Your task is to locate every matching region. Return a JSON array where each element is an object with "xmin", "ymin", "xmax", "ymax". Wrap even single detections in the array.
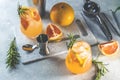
[{"xmin": 18, "ymin": 6, "xmax": 43, "ymax": 39}]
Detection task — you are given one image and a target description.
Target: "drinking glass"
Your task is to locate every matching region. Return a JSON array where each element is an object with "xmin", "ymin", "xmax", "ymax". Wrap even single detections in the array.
[{"xmin": 20, "ymin": 7, "xmax": 43, "ymax": 39}]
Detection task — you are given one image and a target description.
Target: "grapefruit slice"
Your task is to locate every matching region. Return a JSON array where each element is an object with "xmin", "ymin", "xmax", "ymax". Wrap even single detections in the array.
[
  {"xmin": 98, "ymin": 40, "xmax": 119, "ymax": 56},
  {"xmin": 46, "ymin": 23, "xmax": 63, "ymax": 41}
]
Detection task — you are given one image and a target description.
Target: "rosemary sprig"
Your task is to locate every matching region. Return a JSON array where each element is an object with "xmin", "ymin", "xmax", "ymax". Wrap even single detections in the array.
[
  {"xmin": 66, "ymin": 34, "xmax": 78, "ymax": 49},
  {"xmin": 6, "ymin": 37, "xmax": 20, "ymax": 68},
  {"xmin": 17, "ymin": 5, "xmax": 29, "ymax": 16},
  {"xmin": 114, "ymin": 6, "xmax": 120, "ymax": 13},
  {"xmin": 92, "ymin": 59, "xmax": 109, "ymax": 80}
]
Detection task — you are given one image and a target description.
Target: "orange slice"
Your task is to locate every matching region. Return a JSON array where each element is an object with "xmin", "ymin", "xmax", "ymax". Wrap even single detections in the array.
[
  {"xmin": 46, "ymin": 23, "xmax": 63, "ymax": 41},
  {"xmin": 98, "ymin": 40, "xmax": 119, "ymax": 56}
]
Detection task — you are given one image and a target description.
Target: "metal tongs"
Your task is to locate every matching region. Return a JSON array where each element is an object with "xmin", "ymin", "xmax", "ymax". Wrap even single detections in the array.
[{"xmin": 83, "ymin": 0, "xmax": 113, "ymax": 41}]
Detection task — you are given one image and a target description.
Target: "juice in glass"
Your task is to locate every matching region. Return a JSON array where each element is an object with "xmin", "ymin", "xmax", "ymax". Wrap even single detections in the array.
[
  {"xmin": 65, "ymin": 41, "xmax": 92, "ymax": 74},
  {"xmin": 19, "ymin": 6, "xmax": 43, "ymax": 38}
]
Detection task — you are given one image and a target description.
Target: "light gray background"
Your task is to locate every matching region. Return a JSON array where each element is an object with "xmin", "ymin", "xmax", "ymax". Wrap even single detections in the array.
[{"xmin": 0, "ymin": 0, "xmax": 120, "ymax": 80}]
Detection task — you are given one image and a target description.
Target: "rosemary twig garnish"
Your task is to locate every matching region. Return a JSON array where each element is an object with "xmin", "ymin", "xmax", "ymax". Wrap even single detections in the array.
[
  {"xmin": 66, "ymin": 34, "xmax": 79, "ymax": 49},
  {"xmin": 6, "ymin": 37, "xmax": 20, "ymax": 68},
  {"xmin": 92, "ymin": 59, "xmax": 109, "ymax": 80},
  {"xmin": 18, "ymin": 5, "xmax": 29, "ymax": 16},
  {"xmin": 114, "ymin": 6, "xmax": 120, "ymax": 13}
]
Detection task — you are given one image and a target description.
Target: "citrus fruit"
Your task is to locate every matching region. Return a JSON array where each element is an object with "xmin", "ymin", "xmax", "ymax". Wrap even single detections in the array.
[
  {"xmin": 65, "ymin": 41, "xmax": 92, "ymax": 74},
  {"xmin": 98, "ymin": 40, "xmax": 119, "ymax": 56},
  {"xmin": 46, "ymin": 23, "xmax": 63, "ymax": 41},
  {"xmin": 18, "ymin": 6, "xmax": 43, "ymax": 38},
  {"xmin": 50, "ymin": 2, "xmax": 74, "ymax": 27}
]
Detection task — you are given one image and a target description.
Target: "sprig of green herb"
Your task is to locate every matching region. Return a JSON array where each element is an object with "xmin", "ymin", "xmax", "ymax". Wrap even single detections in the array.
[
  {"xmin": 114, "ymin": 6, "xmax": 120, "ymax": 13},
  {"xmin": 92, "ymin": 59, "xmax": 109, "ymax": 80},
  {"xmin": 18, "ymin": 5, "xmax": 29, "ymax": 16},
  {"xmin": 66, "ymin": 34, "xmax": 78, "ymax": 49},
  {"xmin": 6, "ymin": 37, "xmax": 20, "ymax": 68}
]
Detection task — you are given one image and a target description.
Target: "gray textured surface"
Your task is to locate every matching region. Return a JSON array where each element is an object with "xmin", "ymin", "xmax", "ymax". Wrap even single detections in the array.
[{"xmin": 0, "ymin": 0, "xmax": 120, "ymax": 80}]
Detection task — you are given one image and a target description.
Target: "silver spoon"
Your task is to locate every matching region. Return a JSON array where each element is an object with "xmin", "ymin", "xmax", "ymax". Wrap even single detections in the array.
[{"xmin": 22, "ymin": 44, "xmax": 39, "ymax": 52}]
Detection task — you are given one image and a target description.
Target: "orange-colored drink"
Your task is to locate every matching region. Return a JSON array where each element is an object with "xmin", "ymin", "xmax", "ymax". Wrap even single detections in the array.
[
  {"xmin": 18, "ymin": 6, "xmax": 42, "ymax": 38},
  {"xmin": 65, "ymin": 41, "xmax": 92, "ymax": 74}
]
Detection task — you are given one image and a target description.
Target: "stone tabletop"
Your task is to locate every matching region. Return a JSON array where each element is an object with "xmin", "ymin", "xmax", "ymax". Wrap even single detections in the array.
[{"xmin": 0, "ymin": 0, "xmax": 120, "ymax": 80}]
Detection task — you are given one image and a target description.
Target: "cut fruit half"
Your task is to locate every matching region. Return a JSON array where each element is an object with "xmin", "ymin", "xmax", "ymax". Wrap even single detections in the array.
[
  {"xmin": 46, "ymin": 23, "xmax": 63, "ymax": 41},
  {"xmin": 98, "ymin": 40, "xmax": 119, "ymax": 56}
]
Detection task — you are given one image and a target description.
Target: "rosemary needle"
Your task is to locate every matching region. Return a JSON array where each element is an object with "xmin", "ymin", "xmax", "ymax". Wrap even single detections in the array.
[
  {"xmin": 66, "ymin": 34, "xmax": 79, "ymax": 49},
  {"xmin": 114, "ymin": 6, "xmax": 120, "ymax": 13}
]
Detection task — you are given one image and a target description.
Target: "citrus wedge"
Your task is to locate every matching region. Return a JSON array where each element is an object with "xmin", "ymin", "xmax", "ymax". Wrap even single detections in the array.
[
  {"xmin": 46, "ymin": 23, "xmax": 63, "ymax": 41},
  {"xmin": 75, "ymin": 53, "xmax": 88, "ymax": 67},
  {"xmin": 98, "ymin": 40, "xmax": 119, "ymax": 56}
]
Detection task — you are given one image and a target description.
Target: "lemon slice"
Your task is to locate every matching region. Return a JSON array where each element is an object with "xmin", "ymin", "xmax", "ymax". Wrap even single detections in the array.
[
  {"xmin": 71, "ymin": 49, "xmax": 88, "ymax": 67},
  {"xmin": 74, "ymin": 53, "xmax": 87, "ymax": 67}
]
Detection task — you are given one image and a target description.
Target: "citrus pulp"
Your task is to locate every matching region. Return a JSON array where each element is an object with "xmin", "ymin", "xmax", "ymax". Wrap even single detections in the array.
[
  {"xmin": 98, "ymin": 40, "xmax": 119, "ymax": 56},
  {"xmin": 46, "ymin": 23, "xmax": 63, "ymax": 41}
]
